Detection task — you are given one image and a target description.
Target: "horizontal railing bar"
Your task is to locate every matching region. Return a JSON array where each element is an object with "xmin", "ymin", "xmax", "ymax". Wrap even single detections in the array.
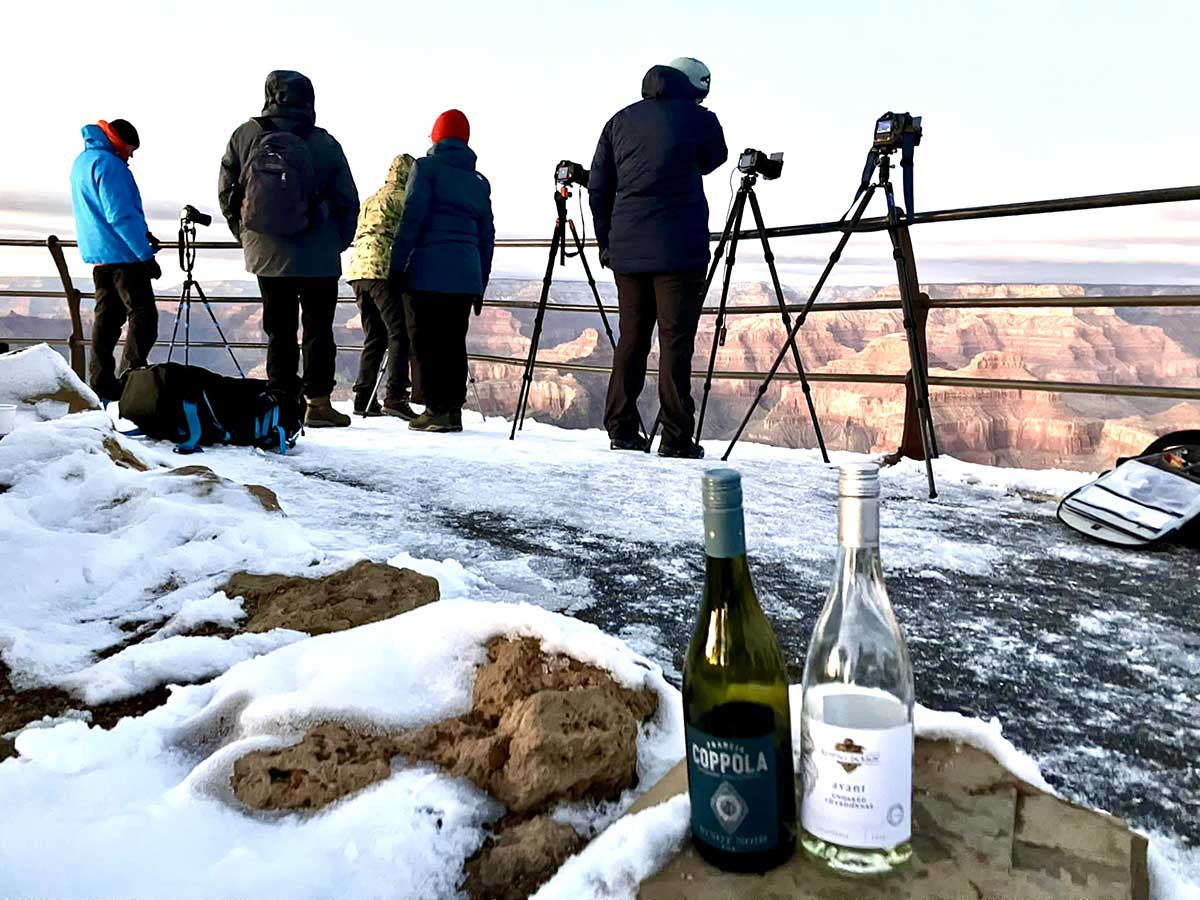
[
  {"xmin": 10, "ymin": 337, "xmax": 1198, "ymax": 400},
  {"xmin": 3, "ymin": 184, "xmax": 1198, "ymax": 251},
  {"xmin": 5, "ymin": 288, "xmax": 1199, "ymax": 315}
]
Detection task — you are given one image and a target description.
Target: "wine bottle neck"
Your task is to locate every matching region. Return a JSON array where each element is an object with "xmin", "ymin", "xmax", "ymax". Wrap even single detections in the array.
[
  {"xmin": 704, "ymin": 502, "xmax": 746, "ymax": 559},
  {"xmin": 838, "ymin": 495, "xmax": 880, "ymax": 549}
]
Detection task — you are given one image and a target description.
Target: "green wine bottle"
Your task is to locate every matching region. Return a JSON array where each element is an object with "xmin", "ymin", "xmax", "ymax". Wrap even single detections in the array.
[{"xmin": 683, "ymin": 468, "xmax": 797, "ymax": 873}]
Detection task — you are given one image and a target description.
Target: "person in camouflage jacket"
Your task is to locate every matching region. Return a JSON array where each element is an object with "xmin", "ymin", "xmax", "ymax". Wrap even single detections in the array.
[{"xmin": 348, "ymin": 152, "xmax": 419, "ymax": 417}]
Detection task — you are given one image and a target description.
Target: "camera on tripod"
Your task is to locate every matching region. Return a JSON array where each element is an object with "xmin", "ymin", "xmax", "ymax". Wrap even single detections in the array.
[
  {"xmin": 737, "ymin": 148, "xmax": 784, "ymax": 181},
  {"xmin": 181, "ymin": 204, "xmax": 212, "ymax": 227},
  {"xmin": 555, "ymin": 160, "xmax": 589, "ymax": 188},
  {"xmin": 873, "ymin": 112, "xmax": 922, "ymax": 153}
]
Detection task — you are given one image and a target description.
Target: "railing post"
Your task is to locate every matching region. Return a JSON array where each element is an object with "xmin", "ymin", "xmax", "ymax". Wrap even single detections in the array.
[{"xmin": 46, "ymin": 236, "xmax": 87, "ymax": 379}]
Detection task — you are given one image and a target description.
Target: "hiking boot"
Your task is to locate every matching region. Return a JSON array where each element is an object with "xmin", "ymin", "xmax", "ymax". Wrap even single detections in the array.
[
  {"xmin": 305, "ymin": 396, "xmax": 351, "ymax": 428},
  {"xmin": 409, "ymin": 408, "xmax": 462, "ymax": 433},
  {"xmin": 610, "ymin": 434, "xmax": 650, "ymax": 452},
  {"xmin": 354, "ymin": 396, "xmax": 384, "ymax": 418},
  {"xmin": 658, "ymin": 441, "xmax": 705, "ymax": 459},
  {"xmin": 382, "ymin": 397, "xmax": 419, "ymax": 421}
]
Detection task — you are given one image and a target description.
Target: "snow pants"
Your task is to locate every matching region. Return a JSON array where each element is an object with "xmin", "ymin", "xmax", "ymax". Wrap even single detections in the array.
[
  {"xmin": 351, "ymin": 277, "xmax": 415, "ymax": 406},
  {"xmin": 90, "ymin": 262, "xmax": 158, "ymax": 402},
  {"xmin": 404, "ymin": 291, "xmax": 473, "ymax": 413},
  {"xmin": 257, "ymin": 276, "xmax": 339, "ymax": 402}
]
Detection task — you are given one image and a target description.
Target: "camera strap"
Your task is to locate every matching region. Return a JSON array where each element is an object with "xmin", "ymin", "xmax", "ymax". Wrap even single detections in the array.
[{"xmin": 900, "ymin": 133, "xmax": 917, "ymax": 222}]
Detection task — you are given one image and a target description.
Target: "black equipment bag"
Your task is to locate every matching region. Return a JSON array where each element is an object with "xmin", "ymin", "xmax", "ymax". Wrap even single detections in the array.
[
  {"xmin": 1057, "ymin": 431, "xmax": 1200, "ymax": 548},
  {"xmin": 239, "ymin": 118, "xmax": 316, "ymax": 236},
  {"xmin": 119, "ymin": 363, "xmax": 300, "ymax": 455}
]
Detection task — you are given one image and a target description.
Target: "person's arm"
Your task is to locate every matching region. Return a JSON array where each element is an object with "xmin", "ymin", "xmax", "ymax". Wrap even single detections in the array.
[
  {"xmin": 326, "ymin": 139, "xmax": 360, "ymax": 251},
  {"xmin": 390, "ymin": 159, "xmax": 433, "ymax": 276},
  {"xmin": 697, "ymin": 110, "xmax": 728, "ymax": 176},
  {"xmin": 217, "ymin": 130, "xmax": 243, "ymax": 240},
  {"xmin": 588, "ymin": 122, "xmax": 616, "ymax": 259},
  {"xmin": 478, "ymin": 177, "xmax": 495, "ymax": 293},
  {"xmin": 382, "ymin": 155, "xmax": 415, "ymax": 240},
  {"xmin": 96, "ymin": 158, "xmax": 153, "ymax": 261}
]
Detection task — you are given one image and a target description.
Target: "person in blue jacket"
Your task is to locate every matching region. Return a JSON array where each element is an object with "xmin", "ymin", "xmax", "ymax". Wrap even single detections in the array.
[
  {"xmin": 589, "ymin": 59, "xmax": 727, "ymax": 459},
  {"xmin": 70, "ymin": 119, "xmax": 162, "ymax": 401},
  {"xmin": 391, "ymin": 109, "xmax": 495, "ymax": 434}
]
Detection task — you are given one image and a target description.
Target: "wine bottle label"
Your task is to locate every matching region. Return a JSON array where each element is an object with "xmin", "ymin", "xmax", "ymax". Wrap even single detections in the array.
[
  {"xmin": 800, "ymin": 717, "xmax": 912, "ymax": 849},
  {"xmin": 685, "ymin": 726, "xmax": 780, "ymax": 853}
]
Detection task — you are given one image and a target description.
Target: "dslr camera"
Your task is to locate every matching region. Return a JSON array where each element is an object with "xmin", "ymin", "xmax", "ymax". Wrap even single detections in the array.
[
  {"xmin": 555, "ymin": 160, "xmax": 589, "ymax": 188},
  {"xmin": 737, "ymin": 148, "xmax": 784, "ymax": 180},
  {"xmin": 873, "ymin": 112, "xmax": 923, "ymax": 152},
  {"xmin": 181, "ymin": 204, "xmax": 213, "ymax": 227}
]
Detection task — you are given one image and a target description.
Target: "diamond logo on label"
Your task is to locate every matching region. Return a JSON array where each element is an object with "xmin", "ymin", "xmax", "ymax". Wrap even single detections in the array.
[
  {"xmin": 834, "ymin": 737, "xmax": 865, "ymax": 773},
  {"xmin": 710, "ymin": 781, "xmax": 749, "ymax": 834}
]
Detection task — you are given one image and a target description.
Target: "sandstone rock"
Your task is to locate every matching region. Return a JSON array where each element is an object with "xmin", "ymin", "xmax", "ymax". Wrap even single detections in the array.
[
  {"xmin": 232, "ymin": 723, "xmax": 396, "ymax": 811},
  {"xmin": 163, "ymin": 465, "xmax": 281, "ymax": 513},
  {"xmin": 102, "ymin": 437, "xmax": 149, "ymax": 471},
  {"xmin": 493, "ymin": 687, "xmax": 641, "ymax": 813},
  {"xmin": 464, "ymin": 816, "xmax": 584, "ymax": 900},
  {"xmin": 222, "ymin": 560, "xmax": 439, "ymax": 636},
  {"xmin": 633, "ymin": 738, "xmax": 1149, "ymax": 900}
]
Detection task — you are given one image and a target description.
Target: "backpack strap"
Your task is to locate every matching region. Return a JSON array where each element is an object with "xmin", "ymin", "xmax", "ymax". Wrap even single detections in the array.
[
  {"xmin": 174, "ymin": 401, "xmax": 204, "ymax": 455},
  {"xmin": 201, "ymin": 391, "xmax": 231, "ymax": 444}
]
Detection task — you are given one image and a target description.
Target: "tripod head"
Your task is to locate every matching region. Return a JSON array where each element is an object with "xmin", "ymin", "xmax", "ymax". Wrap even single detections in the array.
[{"xmin": 177, "ymin": 205, "xmax": 211, "ymax": 279}]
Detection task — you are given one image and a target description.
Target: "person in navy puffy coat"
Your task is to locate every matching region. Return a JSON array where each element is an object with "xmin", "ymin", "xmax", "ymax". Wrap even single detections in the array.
[
  {"xmin": 589, "ymin": 59, "xmax": 727, "ymax": 458},
  {"xmin": 391, "ymin": 110, "xmax": 495, "ymax": 433},
  {"xmin": 69, "ymin": 119, "xmax": 162, "ymax": 401}
]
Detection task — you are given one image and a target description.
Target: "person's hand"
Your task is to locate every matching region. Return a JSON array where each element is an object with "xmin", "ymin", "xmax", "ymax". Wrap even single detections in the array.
[
  {"xmin": 146, "ymin": 232, "xmax": 162, "ymax": 253},
  {"xmin": 143, "ymin": 258, "xmax": 162, "ymax": 280},
  {"xmin": 473, "ymin": 296, "xmax": 483, "ymax": 316},
  {"xmin": 599, "ymin": 247, "xmax": 611, "ymax": 269}
]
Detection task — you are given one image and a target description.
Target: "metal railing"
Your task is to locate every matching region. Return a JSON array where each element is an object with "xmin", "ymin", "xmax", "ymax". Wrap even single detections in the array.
[{"xmin": 2, "ymin": 184, "xmax": 1199, "ymax": 415}]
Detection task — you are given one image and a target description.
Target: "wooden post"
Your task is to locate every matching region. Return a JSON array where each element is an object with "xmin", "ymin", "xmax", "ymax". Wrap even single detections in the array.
[
  {"xmin": 886, "ymin": 223, "xmax": 934, "ymax": 465},
  {"xmin": 46, "ymin": 236, "xmax": 87, "ymax": 379}
]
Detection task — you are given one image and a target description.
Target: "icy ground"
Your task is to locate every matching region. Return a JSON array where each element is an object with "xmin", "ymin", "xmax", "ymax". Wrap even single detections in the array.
[
  {"xmin": 181, "ymin": 408, "xmax": 1200, "ymax": 889},
  {"xmin": 0, "ymin": 372, "xmax": 1197, "ymax": 896}
]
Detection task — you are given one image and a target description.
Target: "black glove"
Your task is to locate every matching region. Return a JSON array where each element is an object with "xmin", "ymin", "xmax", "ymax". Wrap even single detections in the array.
[
  {"xmin": 473, "ymin": 296, "xmax": 483, "ymax": 316},
  {"xmin": 599, "ymin": 247, "xmax": 611, "ymax": 270},
  {"xmin": 143, "ymin": 258, "xmax": 162, "ymax": 280},
  {"xmin": 146, "ymin": 232, "xmax": 162, "ymax": 253}
]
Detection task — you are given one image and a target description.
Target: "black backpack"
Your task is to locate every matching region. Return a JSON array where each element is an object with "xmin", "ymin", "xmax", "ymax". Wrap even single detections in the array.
[
  {"xmin": 239, "ymin": 119, "xmax": 316, "ymax": 236},
  {"xmin": 119, "ymin": 363, "xmax": 301, "ymax": 455},
  {"xmin": 1057, "ymin": 431, "xmax": 1200, "ymax": 548}
]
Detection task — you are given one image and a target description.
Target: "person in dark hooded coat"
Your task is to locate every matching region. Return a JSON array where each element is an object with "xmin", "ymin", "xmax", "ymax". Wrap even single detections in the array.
[
  {"xmin": 218, "ymin": 70, "xmax": 360, "ymax": 428},
  {"xmin": 589, "ymin": 59, "xmax": 727, "ymax": 458}
]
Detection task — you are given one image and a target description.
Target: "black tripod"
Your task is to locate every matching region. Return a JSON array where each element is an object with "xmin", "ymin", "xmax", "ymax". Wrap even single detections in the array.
[
  {"xmin": 691, "ymin": 171, "xmax": 828, "ymax": 462},
  {"xmin": 167, "ymin": 209, "xmax": 243, "ymax": 375},
  {"xmin": 722, "ymin": 154, "xmax": 940, "ymax": 497},
  {"xmin": 510, "ymin": 186, "xmax": 645, "ymax": 441}
]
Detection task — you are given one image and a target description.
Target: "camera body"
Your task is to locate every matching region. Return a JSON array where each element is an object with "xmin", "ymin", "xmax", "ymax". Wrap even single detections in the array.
[
  {"xmin": 181, "ymin": 204, "xmax": 212, "ymax": 227},
  {"xmin": 555, "ymin": 160, "xmax": 589, "ymax": 188},
  {"xmin": 873, "ymin": 112, "xmax": 922, "ymax": 153},
  {"xmin": 737, "ymin": 148, "xmax": 784, "ymax": 181}
]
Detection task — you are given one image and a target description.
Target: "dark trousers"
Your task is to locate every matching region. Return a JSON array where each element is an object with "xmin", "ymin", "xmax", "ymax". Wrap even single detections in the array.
[
  {"xmin": 351, "ymin": 278, "xmax": 414, "ymax": 405},
  {"xmin": 605, "ymin": 270, "xmax": 706, "ymax": 448},
  {"xmin": 404, "ymin": 291, "xmax": 473, "ymax": 412},
  {"xmin": 257, "ymin": 276, "xmax": 339, "ymax": 401},
  {"xmin": 90, "ymin": 263, "xmax": 158, "ymax": 400}
]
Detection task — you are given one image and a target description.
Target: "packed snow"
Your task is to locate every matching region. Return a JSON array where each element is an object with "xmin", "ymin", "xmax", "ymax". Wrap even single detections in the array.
[{"xmin": 0, "ymin": 347, "xmax": 1197, "ymax": 897}]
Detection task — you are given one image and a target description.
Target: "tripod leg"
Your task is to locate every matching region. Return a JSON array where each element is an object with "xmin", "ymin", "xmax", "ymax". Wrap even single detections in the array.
[
  {"xmin": 695, "ymin": 189, "xmax": 747, "ymax": 444},
  {"xmin": 510, "ymin": 221, "xmax": 563, "ymax": 440},
  {"xmin": 747, "ymin": 190, "xmax": 829, "ymax": 463},
  {"xmin": 567, "ymin": 220, "xmax": 647, "ymax": 441},
  {"xmin": 184, "ymin": 289, "xmax": 192, "ymax": 366},
  {"xmin": 167, "ymin": 285, "xmax": 186, "ymax": 364},
  {"xmin": 722, "ymin": 185, "xmax": 878, "ymax": 461},
  {"xmin": 191, "ymin": 281, "xmax": 244, "ymax": 377},
  {"xmin": 885, "ymin": 208, "xmax": 938, "ymax": 498}
]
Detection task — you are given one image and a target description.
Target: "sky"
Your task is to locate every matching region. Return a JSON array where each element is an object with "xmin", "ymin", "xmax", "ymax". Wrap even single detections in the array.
[{"xmin": 2, "ymin": 0, "xmax": 1199, "ymax": 285}]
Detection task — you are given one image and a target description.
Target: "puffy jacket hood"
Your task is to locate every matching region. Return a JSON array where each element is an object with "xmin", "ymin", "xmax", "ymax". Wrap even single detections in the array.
[
  {"xmin": 428, "ymin": 139, "xmax": 478, "ymax": 171},
  {"xmin": 387, "ymin": 153, "xmax": 416, "ymax": 184},
  {"xmin": 262, "ymin": 70, "xmax": 316, "ymax": 126},
  {"xmin": 641, "ymin": 65, "xmax": 699, "ymax": 101},
  {"xmin": 81, "ymin": 124, "xmax": 117, "ymax": 154}
]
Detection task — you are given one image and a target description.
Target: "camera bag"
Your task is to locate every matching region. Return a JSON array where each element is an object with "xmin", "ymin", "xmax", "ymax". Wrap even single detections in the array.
[
  {"xmin": 1057, "ymin": 431, "xmax": 1200, "ymax": 548},
  {"xmin": 239, "ymin": 118, "xmax": 316, "ymax": 236},
  {"xmin": 119, "ymin": 363, "xmax": 300, "ymax": 455}
]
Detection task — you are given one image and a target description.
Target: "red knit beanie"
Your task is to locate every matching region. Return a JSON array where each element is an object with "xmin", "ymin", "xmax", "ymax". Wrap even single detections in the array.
[{"xmin": 431, "ymin": 109, "xmax": 470, "ymax": 145}]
